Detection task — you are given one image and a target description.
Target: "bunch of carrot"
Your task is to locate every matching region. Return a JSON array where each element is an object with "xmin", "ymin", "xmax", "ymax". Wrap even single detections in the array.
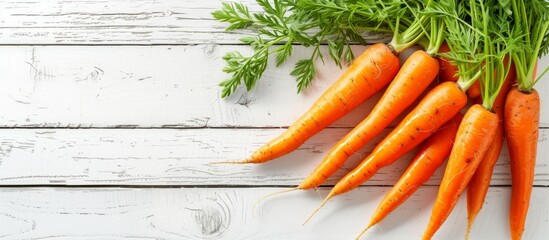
[{"xmin": 214, "ymin": 0, "xmax": 549, "ymax": 239}]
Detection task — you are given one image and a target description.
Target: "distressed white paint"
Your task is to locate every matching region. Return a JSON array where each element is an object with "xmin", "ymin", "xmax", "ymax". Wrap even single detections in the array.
[
  {"xmin": 0, "ymin": 45, "xmax": 405, "ymax": 128},
  {"xmin": 0, "ymin": 187, "xmax": 546, "ymax": 240},
  {"xmin": 2, "ymin": 45, "xmax": 549, "ymax": 128},
  {"xmin": 0, "ymin": 0, "xmax": 391, "ymax": 45},
  {"xmin": 0, "ymin": 128, "xmax": 548, "ymax": 186}
]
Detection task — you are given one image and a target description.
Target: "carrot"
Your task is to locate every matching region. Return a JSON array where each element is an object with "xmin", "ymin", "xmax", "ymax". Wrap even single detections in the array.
[
  {"xmin": 298, "ymin": 2, "xmax": 444, "ymax": 194},
  {"xmin": 330, "ymin": 82, "xmax": 466, "ymax": 194},
  {"xmin": 437, "ymin": 42, "xmax": 459, "ymax": 82},
  {"xmin": 505, "ymin": 87, "xmax": 540, "ymax": 240},
  {"xmin": 467, "ymin": 81, "xmax": 481, "ymax": 99},
  {"xmin": 301, "ymin": 8, "xmax": 473, "ymax": 220},
  {"xmin": 439, "ymin": 41, "xmax": 480, "ymax": 99},
  {"xmin": 296, "ymin": 2, "xmax": 447, "ymax": 187},
  {"xmin": 303, "ymin": 81, "xmax": 468, "ymax": 223},
  {"xmin": 219, "ymin": 43, "xmax": 399, "ymax": 164},
  {"xmin": 298, "ymin": 50, "xmax": 439, "ymax": 189},
  {"xmin": 356, "ymin": 113, "xmax": 463, "ymax": 239},
  {"xmin": 218, "ymin": 3, "xmax": 435, "ymax": 165},
  {"xmin": 465, "ymin": 60, "xmax": 515, "ymax": 238},
  {"xmin": 421, "ymin": 1, "xmax": 519, "ymax": 238},
  {"xmin": 505, "ymin": 1, "xmax": 549, "ymax": 238},
  {"xmin": 422, "ymin": 104, "xmax": 498, "ymax": 240}
]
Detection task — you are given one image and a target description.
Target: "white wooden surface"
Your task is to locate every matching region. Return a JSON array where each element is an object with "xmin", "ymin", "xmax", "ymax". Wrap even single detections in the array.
[
  {"xmin": 1, "ymin": 128, "xmax": 549, "ymax": 186},
  {"xmin": 0, "ymin": 187, "xmax": 547, "ymax": 240},
  {"xmin": 0, "ymin": 0, "xmax": 390, "ymax": 45},
  {"xmin": 2, "ymin": 46, "xmax": 549, "ymax": 128},
  {"xmin": 0, "ymin": 0, "xmax": 548, "ymax": 239}
]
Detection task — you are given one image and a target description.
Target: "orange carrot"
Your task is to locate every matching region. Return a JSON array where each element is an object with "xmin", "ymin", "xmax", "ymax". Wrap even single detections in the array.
[
  {"xmin": 437, "ymin": 42, "xmax": 459, "ymax": 82},
  {"xmin": 420, "ymin": 2, "xmax": 519, "ymax": 236},
  {"xmin": 467, "ymin": 81, "xmax": 481, "ymax": 99},
  {"xmin": 422, "ymin": 104, "xmax": 499, "ymax": 240},
  {"xmin": 356, "ymin": 113, "xmax": 463, "ymax": 239},
  {"xmin": 504, "ymin": 0, "xmax": 548, "ymax": 236},
  {"xmin": 465, "ymin": 61, "xmax": 515, "ymax": 238},
  {"xmin": 219, "ymin": 1, "xmax": 436, "ymax": 165},
  {"xmin": 298, "ymin": 50, "xmax": 439, "ymax": 189},
  {"xmin": 505, "ymin": 87, "xmax": 540, "ymax": 240},
  {"xmin": 303, "ymin": 82, "xmax": 468, "ymax": 223},
  {"xmin": 328, "ymin": 81, "xmax": 466, "ymax": 196},
  {"xmin": 222, "ymin": 43, "xmax": 400, "ymax": 164}
]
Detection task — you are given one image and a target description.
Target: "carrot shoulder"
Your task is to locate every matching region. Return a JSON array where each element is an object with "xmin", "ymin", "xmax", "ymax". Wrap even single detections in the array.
[
  {"xmin": 299, "ymin": 50, "xmax": 439, "ymax": 189},
  {"xmin": 358, "ymin": 113, "xmax": 463, "ymax": 237},
  {"xmin": 422, "ymin": 104, "xmax": 499, "ymax": 240},
  {"xmin": 505, "ymin": 87, "xmax": 540, "ymax": 240},
  {"xmin": 235, "ymin": 43, "xmax": 400, "ymax": 164}
]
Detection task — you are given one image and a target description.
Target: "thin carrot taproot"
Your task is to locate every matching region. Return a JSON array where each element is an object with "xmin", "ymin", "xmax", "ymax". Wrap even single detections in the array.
[
  {"xmin": 217, "ymin": 43, "xmax": 399, "ymax": 164},
  {"xmin": 465, "ymin": 60, "xmax": 515, "ymax": 238},
  {"xmin": 304, "ymin": 81, "xmax": 468, "ymax": 223},
  {"xmin": 298, "ymin": 49, "xmax": 439, "ymax": 189},
  {"xmin": 356, "ymin": 113, "xmax": 463, "ymax": 240}
]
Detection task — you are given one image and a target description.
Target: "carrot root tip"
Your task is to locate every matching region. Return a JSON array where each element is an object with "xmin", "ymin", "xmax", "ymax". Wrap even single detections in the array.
[
  {"xmin": 465, "ymin": 221, "xmax": 473, "ymax": 240},
  {"xmin": 209, "ymin": 159, "xmax": 252, "ymax": 164},
  {"xmin": 355, "ymin": 224, "xmax": 373, "ymax": 240},
  {"xmin": 303, "ymin": 195, "xmax": 332, "ymax": 225},
  {"xmin": 252, "ymin": 188, "xmax": 298, "ymax": 217}
]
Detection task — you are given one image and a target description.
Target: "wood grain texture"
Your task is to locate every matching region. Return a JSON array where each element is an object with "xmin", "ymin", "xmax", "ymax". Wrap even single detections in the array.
[
  {"xmin": 2, "ymin": 45, "xmax": 549, "ymax": 128},
  {"xmin": 0, "ymin": 0, "xmax": 390, "ymax": 45},
  {"xmin": 0, "ymin": 187, "xmax": 546, "ymax": 240},
  {"xmin": 0, "ymin": 128, "xmax": 548, "ymax": 186},
  {"xmin": 0, "ymin": 44, "xmax": 401, "ymax": 128}
]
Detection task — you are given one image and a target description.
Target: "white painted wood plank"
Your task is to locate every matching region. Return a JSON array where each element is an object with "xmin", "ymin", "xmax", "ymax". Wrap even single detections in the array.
[
  {"xmin": 0, "ymin": 187, "xmax": 546, "ymax": 239},
  {"xmin": 0, "ymin": 128, "xmax": 547, "ymax": 186},
  {"xmin": 2, "ymin": 45, "xmax": 549, "ymax": 128},
  {"xmin": 0, "ymin": 44, "xmax": 399, "ymax": 128},
  {"xmin": 0, "ymin": 0, "xmax": 390, "ymax": 45}
]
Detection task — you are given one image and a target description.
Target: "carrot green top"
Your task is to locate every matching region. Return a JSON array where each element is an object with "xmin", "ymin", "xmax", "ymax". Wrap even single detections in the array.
[
  {"xmin": 473, "ymin": 0, "xmax": 517, "ymax": 110},
  {"xmin": 387, "ymin": 1, "xmax": 430, "ymax": 54},
  {"xmin": 212, "ymin": 0, "xmax": 433, "ymax": 97},
  {"xmin": 435, "ymin": 0, "xmax": 518, "ymax": 111},
  {"xmin": 435, "ymin": 0, "xmax": 484, "ymax": 93},
  {"xmin": 510, "ymin": 0, "xmax": 549, "ymax": 92}
]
